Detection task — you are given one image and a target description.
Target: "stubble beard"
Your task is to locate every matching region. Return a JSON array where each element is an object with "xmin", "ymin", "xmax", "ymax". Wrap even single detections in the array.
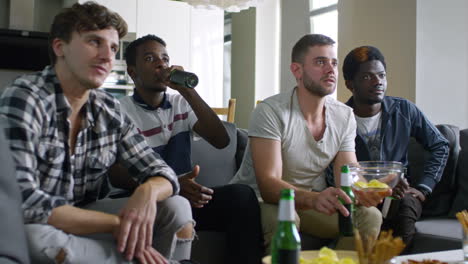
[{"xmin": 303, "ymin": 75, "xmax": 335, "ymax": 97}]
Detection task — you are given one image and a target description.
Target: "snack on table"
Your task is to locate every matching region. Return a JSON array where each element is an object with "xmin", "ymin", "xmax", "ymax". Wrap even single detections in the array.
[
  {"xmin": 456, "ymin": 210, "xmax": 468, "ymax": 234},
  {"xmin": 355, "ymin": 229, "xmax": 405, "ymax": 264},
  {"xmin": 403, "ymin": 260, "xmax": 448, "ymax": 264},
  {"xmin": 299, "ymin": 247, "xmax": 357, "ymax": 264},
  {"xmin": 353, "ymin": 179, "xmax": 390, "ymax": 190}
]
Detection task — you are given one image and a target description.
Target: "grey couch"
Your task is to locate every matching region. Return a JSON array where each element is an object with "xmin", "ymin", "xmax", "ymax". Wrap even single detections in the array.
[
  {"xmin": 406, "ymin": 125, "xmax": 467, "ymax": 254},
  {"xmin": 189, "ymin": 122, "xmax": 468, "ymax": 262},
  {"xmin": 189, "ymin": 121, "xmax": 248, "ymax": 264}
]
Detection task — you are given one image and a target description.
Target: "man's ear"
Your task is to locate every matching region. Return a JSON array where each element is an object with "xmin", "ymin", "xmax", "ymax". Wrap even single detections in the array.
[
  {"xmin": 51, "ymin": 38, "xmax": 65, "ymax": 58},
  {"xmin": 345, "ymin": 80, "xmax": 354, "ymax": 92},
  {"xmin": 127, "ymin": 66, "xmax": 137, "ymax": 82},
  {"xmin": 290, "ymin": 62, "xmax": 302, "ymax": 81}
]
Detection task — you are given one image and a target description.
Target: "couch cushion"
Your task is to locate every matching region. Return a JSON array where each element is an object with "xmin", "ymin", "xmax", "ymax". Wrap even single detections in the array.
[
  {"xmin": 191, "ymin": 121, "xmax": 238, "ymax": 187},
  {"xmin": 408, "ymin": 124, "xmax": 460, "ymax": 217},
  {"xmin": 235, "ymin": 127, "xmax": 248, "ymax": 169},
  {"xmin": 449, "ymin": 128, "xmax": 468, "ymax": 216},
  {"xmin": 415, "ymin": 218, "xmax": 462, "ymax": 239}
]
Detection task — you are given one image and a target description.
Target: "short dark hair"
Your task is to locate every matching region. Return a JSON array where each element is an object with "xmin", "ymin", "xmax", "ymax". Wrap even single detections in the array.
[
  {"xmin": 291, "ymin": 34, "xmax": 336, "ymax": 63},
  {"xmin": 342, "ymin": 46, "xmax": 386, "ymax": 81},
  {"xmin": 48, "ymin": 1, "xmax": 128, "ymax": 65},
  {"xmin": 125, "ymin": 35, "xmax": 167, "ymax": 66}
]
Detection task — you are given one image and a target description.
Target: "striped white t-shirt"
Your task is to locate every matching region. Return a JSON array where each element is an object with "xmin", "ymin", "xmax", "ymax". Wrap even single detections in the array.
[{"xmin": 120, "ymin": 91, "xmax": 198, "ymax": 175}]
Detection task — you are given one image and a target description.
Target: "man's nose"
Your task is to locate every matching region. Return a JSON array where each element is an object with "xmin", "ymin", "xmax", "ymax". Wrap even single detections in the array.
[
  {"xmin": 371, "ymin": 75, "xmax": 382, "ymax": 86},
  {"xmin": 99, "ymin": 45, "xmax": 114, "ymax": 62},
  {"xmin": 153, "ymin": 58, "xmax": 168, "ymax": 69}
]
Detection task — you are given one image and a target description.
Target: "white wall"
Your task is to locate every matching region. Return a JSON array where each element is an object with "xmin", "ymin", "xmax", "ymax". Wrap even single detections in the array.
[
  {"xmin": 189, "ymin": 8, "xmax": 224, "ymax": 107},
  {"xmin": 279, "ymin": 0, "xmax": 310, "ymax": 92},
  {"xmin": 137, "ymin": 0, "xmax": 224, "ymax": 107},
  {"xmin": 337, "ymin": 0, "xmax": 417, "ymax": 103},
  {"xmin": 255, "ymin": 0, "xmax": 280, "ymax": 102},
  {"xmin": 416, "ymin": 0, "xmax": 468, "ymax": 129},
  {"xmin": 231, "ymin": 8, "xmax": 256, "ymax": 129}
]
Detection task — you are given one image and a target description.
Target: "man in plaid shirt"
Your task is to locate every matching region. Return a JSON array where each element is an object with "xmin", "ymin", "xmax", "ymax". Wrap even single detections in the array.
[{"xmin": 0, "ymin": 2, "xmax": 194, "ymax": 264}]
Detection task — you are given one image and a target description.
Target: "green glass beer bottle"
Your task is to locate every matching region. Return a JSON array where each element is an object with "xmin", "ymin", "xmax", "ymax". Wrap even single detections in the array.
[
  {"xmin": 338, "ymin": 165, "xmax": 355, "ymax": 236},
  {"xmin": 271, "ymin": 189, "xmax": 301, "ymax": 264}
]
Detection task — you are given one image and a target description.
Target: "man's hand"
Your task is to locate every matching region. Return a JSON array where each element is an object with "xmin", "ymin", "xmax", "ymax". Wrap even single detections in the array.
[
  {"xmin": 179, "ymin": 165, "xmax": 214, "ymax": 208},
  {"xmin": 408, "ymin": 187, "xmax": 426, "ymax": 202},
  {"xmin": 116, "ymin": 184, "xmax": 158, "ymax": 261},
  {"xmin": 313, "ymin": 187, "xmax": 352, "ymax": 216},
  {"xmin": 136, "ymin": 247, "xmax": 168, "ymax": 264},
  {"xmin": 163, "ymin": 65, "xmax": 190, "ymax": 92},
  {"xmin": 392, "ymin": 177, "xmax": 410, "ymax": 199},
  {"xmin": 353, "ymin": 188, "xmax": 392, "ymax": 207}
]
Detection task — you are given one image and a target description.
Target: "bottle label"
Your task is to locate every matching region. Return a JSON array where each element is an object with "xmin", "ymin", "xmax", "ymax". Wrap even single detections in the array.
[{"xmin": 277, "ymin": 249, "xmax": 299, "ymax": 264}]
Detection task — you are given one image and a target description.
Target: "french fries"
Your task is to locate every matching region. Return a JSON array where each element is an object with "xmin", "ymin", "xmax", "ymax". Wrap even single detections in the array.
[
  {"xmin": 354, "ymin": 229, "xmax": 405, "ymax": 264},
  {"xmin": 456, "ymin": 210, "xmax": 468, "ymax": 235}
]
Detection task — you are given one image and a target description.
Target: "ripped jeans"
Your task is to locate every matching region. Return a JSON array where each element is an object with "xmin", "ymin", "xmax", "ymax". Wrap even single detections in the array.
[{"xmin": 25, "ymin": 195, "xmax": 194, "ymax": 264}]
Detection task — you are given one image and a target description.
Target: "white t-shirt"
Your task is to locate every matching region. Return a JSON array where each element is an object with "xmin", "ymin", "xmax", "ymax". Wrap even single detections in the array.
[
  {"xmin": 230, "ymin": 88, "xmax": 356, "ymax": 197},
  {"xmin": 355, "ymin": 111, "xmax": 382, "ymax": 161}
]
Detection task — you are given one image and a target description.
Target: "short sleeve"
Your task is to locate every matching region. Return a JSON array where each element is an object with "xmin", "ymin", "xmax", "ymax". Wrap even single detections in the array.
[
  {"xmin": 248, "ymin": 101, "xmax": 283, "ymax": 141},
  {"xmin": 339, "ymin": 109, "xmax": 357, "ymax": 152}
]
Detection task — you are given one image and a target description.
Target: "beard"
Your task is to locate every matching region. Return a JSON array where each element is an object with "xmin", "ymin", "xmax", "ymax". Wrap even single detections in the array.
[
  {"xmin": 303, "ymin": 73, "xmax": 335, "ymax": 97},
  {"xmin": 365, "ymin": 96, "xmax": 384, "ymax": 105}
]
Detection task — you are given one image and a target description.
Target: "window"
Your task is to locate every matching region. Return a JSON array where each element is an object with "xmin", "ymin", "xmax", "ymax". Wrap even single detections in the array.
[
  {"xmin": 310, "ymin": 0, "xmax": 338, "ymax": 45},
  {"xmin": 309, "ymin": 0, "xmax": 338, "ymax": 98}
]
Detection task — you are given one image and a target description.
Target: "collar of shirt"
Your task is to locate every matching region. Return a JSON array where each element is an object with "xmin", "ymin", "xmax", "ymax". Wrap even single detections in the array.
[{"xmin": 132, "ymin": 89, "xmax": 172, "ymax": 111}]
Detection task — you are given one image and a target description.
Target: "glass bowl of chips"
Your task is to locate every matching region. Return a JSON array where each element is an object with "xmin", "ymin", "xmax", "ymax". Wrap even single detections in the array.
[{"xmin": 347, "ymin": 161, "xmax": 405, "ymax": 195}]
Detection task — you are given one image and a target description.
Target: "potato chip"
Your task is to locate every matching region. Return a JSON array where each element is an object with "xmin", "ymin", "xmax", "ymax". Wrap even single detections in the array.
[{"xmin": 367, "ymin": 179, "xmax": 389, "ymax": 188}]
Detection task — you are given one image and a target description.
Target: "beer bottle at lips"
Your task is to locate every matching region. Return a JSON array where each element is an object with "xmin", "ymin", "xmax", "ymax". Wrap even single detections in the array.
[
  {"xmin": 271, "ymin": 189, "xmax": 301, "ymax": 264},
  {"xmin": 338, "ymin": 165, "xmax": 355, "ymax": 237},
  {"xmin": 169, "ymin": 69, "xmax": 199, "ymax": 88}
]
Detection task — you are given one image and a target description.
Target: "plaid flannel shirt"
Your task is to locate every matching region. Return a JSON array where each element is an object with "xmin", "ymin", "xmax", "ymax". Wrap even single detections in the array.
[{"xmin": 0, "ymin": 66, "xmax": 179, "ymax": 224}]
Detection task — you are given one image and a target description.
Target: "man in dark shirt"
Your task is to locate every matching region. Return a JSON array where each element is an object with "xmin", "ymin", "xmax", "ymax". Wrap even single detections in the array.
[{"xmin": 342, "ymin": 45, "xmax": 449, "ymax": 250}]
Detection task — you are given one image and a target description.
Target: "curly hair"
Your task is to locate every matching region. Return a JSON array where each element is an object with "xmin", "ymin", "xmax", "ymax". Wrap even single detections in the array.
[
  {"xmin": 48, "ymin": 1, "xmax": 128, "ymax": 64},
  {"xmin": 342, "ymin": 46, "xmax": 386, "ymax": 81},
  {"xmin": 291, "ymin": 34, "xmax": 336, "ymax": 63},
  {"xmin": 124, "ymin": 35, "xmax": 167, "ymax": 67}
]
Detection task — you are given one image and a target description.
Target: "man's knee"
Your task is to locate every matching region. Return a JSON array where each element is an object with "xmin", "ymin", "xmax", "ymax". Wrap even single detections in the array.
[
  {"xmin": 157, "ymin": 195, "xmax": 193, "ymax": 227},
  {"xmin": 356, "ymin": 206, "xmax": 382, "ymax": 237},
  {"xmin": 26, "ymin": 224, "xmax": 70, "ymax": 263}
]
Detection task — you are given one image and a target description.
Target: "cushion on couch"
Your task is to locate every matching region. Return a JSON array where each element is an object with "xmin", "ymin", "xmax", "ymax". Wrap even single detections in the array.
[
  {"xmin": 449, "ymin": 128, "xmax": 468, "ymax": 216},
  {"xmin": 408, "ymin": 124, "xmax": 460, "ymax": 217},
  {"xmin": 190, "ymin": 121, "xmax": 245, "ymax": 187}
]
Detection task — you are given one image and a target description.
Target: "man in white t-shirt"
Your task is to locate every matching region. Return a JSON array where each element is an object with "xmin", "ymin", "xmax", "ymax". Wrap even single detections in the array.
[{"xmin": 230, "ymin": 34, "xmax": 389, "ymax": 251}]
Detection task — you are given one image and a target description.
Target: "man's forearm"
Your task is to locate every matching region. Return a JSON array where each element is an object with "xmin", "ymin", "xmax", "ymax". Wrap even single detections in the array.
[
  {"xmin": 47, "ymin": 205, "xmax": 119, "ymax": 235},
  {"xmin": 141, "ymin": 176, "xmax": 173, "ymax": 201},
  {"xmin": 181, "ymin": 89, "xmax": 229, "ymax": 148},
  {"xmin": 257, "ymin": 175, "xmax": 318, "ymax": 210}
]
